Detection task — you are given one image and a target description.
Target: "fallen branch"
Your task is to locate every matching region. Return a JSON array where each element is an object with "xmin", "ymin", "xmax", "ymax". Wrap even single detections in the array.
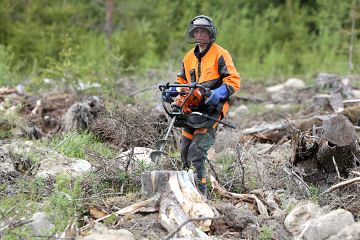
[
  {"xmin": 241, "ymin": 121, "xmax": 286, "ymax": 135},
  {"xmin": 282, "ymin": 167, "xmax": 310, "ymax": 197},
  {"xmin": 321, "ymin": 177, "xmax": 360, "ymax": 195},
  {"xmin": 80, "ymin": 194, "xmax": 160, "ymax": 231},
  {"xmin": 351, "ymin": 171, "xmax": 360, "ymax": 176},
  {"xmin": 0, "ymin": 219, "xmax": 33, "ymax": 233},
  {"xmin": 209, "ymin": 175, "xmax": 269, "ymax": 217}
]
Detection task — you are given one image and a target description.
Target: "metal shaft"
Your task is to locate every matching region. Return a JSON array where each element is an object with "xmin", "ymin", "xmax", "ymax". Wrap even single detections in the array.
[{"xmin": 160, "ymin": 116, "xmax": 177, "ymax": 151}]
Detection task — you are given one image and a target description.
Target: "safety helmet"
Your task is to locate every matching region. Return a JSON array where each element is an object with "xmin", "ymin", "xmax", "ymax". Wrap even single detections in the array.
[{"xmin": 186, "ymin": 15, "xmax": 217, "ymax": 44}]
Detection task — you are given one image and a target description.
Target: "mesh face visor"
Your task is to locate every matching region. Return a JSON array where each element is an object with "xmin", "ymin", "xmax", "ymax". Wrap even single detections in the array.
[{"xmin": 186, "ymin": 17, "xmax": 216, "ymax": 44}]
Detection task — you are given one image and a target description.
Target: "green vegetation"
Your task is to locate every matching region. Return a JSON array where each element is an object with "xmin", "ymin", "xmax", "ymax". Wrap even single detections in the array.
[
  {"xmin": 0, "ymin": 0, "xmax": 359, "ymax": 91},
  {"xmin": 309, "ymin": 184, "xmax": 320, "ymax": 203},
  {"xmin": 260, "ymin": 225, "xmax": 274, "ymax": 240},
  {"xmin": 0, "ymin": 177, "xmax": 47, "ymax": 238},
  {"xmin": 47, "ymin": 174, "xmax": 83, "ymax": 232},
  {"xmin": 50, "ymin": 131, "xmax": 116, "ymax": 159}
]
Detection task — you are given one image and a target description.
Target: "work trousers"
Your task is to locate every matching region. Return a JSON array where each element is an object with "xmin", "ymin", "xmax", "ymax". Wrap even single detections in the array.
[{"xmin": 180, "ymin": 125, "xmax": 216, "ymax": 194}]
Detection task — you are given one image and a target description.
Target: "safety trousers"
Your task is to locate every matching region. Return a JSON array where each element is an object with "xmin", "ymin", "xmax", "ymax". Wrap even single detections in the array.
[{"xmin": 180, "ymin": 126, "xmax": 216, "ymax": 194}]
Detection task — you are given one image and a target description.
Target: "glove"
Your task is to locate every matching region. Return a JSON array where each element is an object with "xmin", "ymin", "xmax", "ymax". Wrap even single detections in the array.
[
  {"xmin": 205, "ymin": 84, "xmax": 229, "ymax": 106},
  {"xmin": 162, "ymin": 86, "xmax": 178, "ymax": 102}
]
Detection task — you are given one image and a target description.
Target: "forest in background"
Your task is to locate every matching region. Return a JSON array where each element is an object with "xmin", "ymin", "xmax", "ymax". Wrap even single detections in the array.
[{"xmin": 0, "ymin": 0, "xmax": 359, "ymax": 94}]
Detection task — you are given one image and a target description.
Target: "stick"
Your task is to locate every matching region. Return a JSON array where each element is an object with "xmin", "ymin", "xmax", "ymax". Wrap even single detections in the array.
[
  {"xmin": 0, "ymin": 219, "xmax": 33, "ymax": 232},
  {"xmin": 332, "ymin": 156, "xmax": 341, "ymax": 179},
  {"xmin": 163, "ymin": 216, "xmax": 224, "ymax": 240},
  {"xmin": 351, "ymin": 171, "xmax": 360, "ymax": 176},
  {"xmin": 321, "ymin": 177, "xmax": 360, "ymax": 195},
  {"xmin": 80, "ymin": 194, "xmax": 160, "ymax": 231},
  {"xmin": 54, "ymin": 132, "xmax": 78, "ymax": 150},
  {"xmin": 283, "ymin": 167, "xmax": 310, "ymax": 197}
]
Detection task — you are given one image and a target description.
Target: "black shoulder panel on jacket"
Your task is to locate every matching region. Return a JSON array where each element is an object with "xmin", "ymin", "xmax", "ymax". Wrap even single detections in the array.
[{"xmin": 218, "ymin": 55, "xmax": 230, "ymax": 77}]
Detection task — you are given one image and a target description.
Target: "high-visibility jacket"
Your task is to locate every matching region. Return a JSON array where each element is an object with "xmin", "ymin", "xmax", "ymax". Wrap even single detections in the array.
[{"xmin": 176, "ymin": 43, "xmax": 241, "ymax": 117}]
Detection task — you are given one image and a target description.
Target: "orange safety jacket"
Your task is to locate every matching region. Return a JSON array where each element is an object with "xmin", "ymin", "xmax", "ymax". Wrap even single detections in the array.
[{"xmin": 176, "ymin": 43, "xmax": 241, "ymax": 118}]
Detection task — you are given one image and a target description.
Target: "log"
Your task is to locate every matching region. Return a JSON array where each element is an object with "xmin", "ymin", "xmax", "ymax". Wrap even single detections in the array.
[
  {"xmin": 141, "ymin": 171, "xmax": 214, "ymax": 238},
  {"xmin": 241, "ymin": 121, "xmax": 286, "ymax": 135}
]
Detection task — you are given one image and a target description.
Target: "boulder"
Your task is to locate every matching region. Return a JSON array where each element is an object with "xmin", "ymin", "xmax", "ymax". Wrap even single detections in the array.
[
  {"xmin": 28, "ymin": 212, "xmax": 55, "ymax": 236},
  {"xmin": 284, "ymin": 201, "xmax": 323, "ymax": 235},
  {"xmin": 302, "ymin": 209, "xmax": 354, "ymax": 240},
  {"xmin": 327, "ymin": 222, "xmax": 360, "ymax": 240}
]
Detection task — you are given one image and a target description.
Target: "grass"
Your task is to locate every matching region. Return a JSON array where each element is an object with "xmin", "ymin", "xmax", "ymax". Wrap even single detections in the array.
[
  {"xmin": 50, "ymin": 130, "xmax": 116, "ymax": 159},
  {"xmin": 260, "ymin": 225, "xmax": 274, "ymax": 240},
  {"xmin": 0, "ymin": 177, "xmax": 46, "ymax": 238},
  {"xmin": 46, "ymin": 174, "xmax": 83, "ymax": 232}
]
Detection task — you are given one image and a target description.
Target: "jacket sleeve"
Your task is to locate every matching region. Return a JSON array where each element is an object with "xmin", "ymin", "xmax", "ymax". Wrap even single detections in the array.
[
  {"xmin": 176, "ymin": 61, "xmax": 187, "ymax": 84},
  {"xmin": 218, "ymin": 50, "xmax": 241, "ymax": 95}
]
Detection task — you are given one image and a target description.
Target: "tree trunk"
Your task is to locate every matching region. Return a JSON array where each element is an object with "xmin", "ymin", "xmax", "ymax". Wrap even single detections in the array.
[
  {"xmin": 141, "ymin": 171, "xmax": 214, "ymax": 238},
  {"xmin": 104, "ymin": 0, "xmax": 114, "ymax": 50}
]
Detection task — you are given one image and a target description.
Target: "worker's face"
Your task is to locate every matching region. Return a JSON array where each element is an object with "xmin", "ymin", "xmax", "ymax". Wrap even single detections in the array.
[{"xmin": 193, "ymin": 27, "xmax": 210, "ymax": 47}]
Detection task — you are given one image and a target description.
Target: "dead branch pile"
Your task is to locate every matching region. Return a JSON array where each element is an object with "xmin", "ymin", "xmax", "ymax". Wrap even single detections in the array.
[
  {"xmin": 319, "ymin": 166, "xmax": 360, "ymax": 218},
  {"xmin": 62, "ymin": 96, "xmax": 105, "ymax": 132},
  {"xmin": 90, "ymin": 105, "xmax": 167, "ymax": 149},
  {"xmin": 23, "ymin": 92, "xmax": 79, "ymax": 134}
]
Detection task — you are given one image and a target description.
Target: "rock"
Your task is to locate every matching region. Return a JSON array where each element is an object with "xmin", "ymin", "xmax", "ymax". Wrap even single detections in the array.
[
  {"xmin": 117, "ymin": 147, "xmax": 154, "ymax": 166},
  {"xmin": 1, "ymin": 141, "xmax": 92, "ymax": 179},
  {"xmin": 265, "ymin": 104, "xmax": 275, "ymax": 109},
  {"xmin": 280, "ymin": 104, "xmax": 291, "ymax": 110},
  {"xmin": 235, "ymin": 105, "xmax": 249, "ymax": 115},
  {"xmin": 15, "ymin": 84, "xmax": 25, "ymax": 95},
  {"xmin": 284, "ymin": 201, "xmax": 323, "ymax": 236},
  {"xmin": 227, "ymin": 111, "xmax": 236, "ymax": 118},
  {"xmin": 79, "ymin": 223, "xmax": 134, "ymax": 240},
  {"xmin": 266, "ymin": 84, "xmax": 285, "ymax": 93},
  {"xmin": 302, "ymin": 209, "xmax": 354, "ymax": 240},
  {"xmin": 351, "ymin": 89, "xmax": 360, "ymax": 98},
  {"xmin": 72, "ymin": 159, "xmax": 92, "ymax": 172},
  {"xmin": 327, "ymin": 222, "xmax": 360, "ymax": 240},
  {"xmin": 36, "ymin": 158, "xmax": 92, "ymax": 178},
  {"xmin": 28, "ymin": 212, "xmax": 55, "ymax": 236},
  {"xmin": 0, "ymin": 146, "xmax": 17, "ymax": 177},
  {"xmin": 284, "ymin": 78, "xmax": 305, "ymax": 89}
]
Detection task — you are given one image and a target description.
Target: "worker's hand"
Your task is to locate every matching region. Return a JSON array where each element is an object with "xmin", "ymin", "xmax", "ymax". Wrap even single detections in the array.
[
  {"xmin": 205, "ymin": 84, "xmax": 229, "ymax": 106},
  {"xmin": 162, "ymin": 86, "xmax": 178, "ymax": 102}
]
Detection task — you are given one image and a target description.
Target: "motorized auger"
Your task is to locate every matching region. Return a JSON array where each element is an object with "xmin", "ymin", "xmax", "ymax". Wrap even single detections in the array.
[{"xmin": 150, "ymin": 83, "xmax": 236, "ymax": 162}]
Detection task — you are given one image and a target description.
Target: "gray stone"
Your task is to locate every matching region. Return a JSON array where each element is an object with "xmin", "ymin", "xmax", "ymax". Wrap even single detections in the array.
[
  {"xmin": 302, "ymin": 209, "xmax": 354, "ymax": 240},
  {"xmin": 284, "ymin": 78, "xmax": 305, "ymax": 89},
  {"xmin": 284, "ymin": 201, "xmax": 323, "ymax": 236},
  {"xmin": 266, "ymin": 84, "xmax": 285, "ymax": 93},
  {"xmin": 28, "ymin": 212, "xmax": 55, "ymax": 236},
  {"xmin": 234, "ymin": 105, "xmax": 249, "ymax": 115},
  {"xmin": 78, "ymin": 223, "xmax": 134, "ymax": 240},
  {"xmin": 327, "ymin": 222, "xmax": 360, "ymax": 240}
]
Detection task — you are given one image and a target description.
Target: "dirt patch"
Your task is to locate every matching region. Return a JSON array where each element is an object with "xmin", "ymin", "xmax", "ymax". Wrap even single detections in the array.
[{"xmin": 21, "ymin": 92, "xmax": 79, "ymax": 134}]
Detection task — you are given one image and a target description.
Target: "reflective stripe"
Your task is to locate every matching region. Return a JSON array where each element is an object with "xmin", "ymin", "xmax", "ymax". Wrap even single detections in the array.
[
  {"xmin": 194, "ymin": 128, "xmax": 208, "ymax": 135},
  {"xmin": 182, "ymin": 130, "xmax": 193, "ymax": 140},
  {"xmin": 212, "ymin": 114, "xmax": 222, "ymax": 128}
]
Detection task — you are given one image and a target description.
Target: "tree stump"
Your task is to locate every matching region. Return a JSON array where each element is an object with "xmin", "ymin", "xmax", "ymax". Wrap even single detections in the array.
[
  {"xmin": 141, "ymin": 171, "xmax": 215, "ymax": 238},
  {"xmin": 316, "ymin": 114, "xmax": 359, "ymax": 175}
]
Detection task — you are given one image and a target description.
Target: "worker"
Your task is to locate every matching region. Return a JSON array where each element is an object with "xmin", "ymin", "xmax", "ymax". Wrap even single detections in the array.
[{"xmin": 163, "ymin": 15, "xmax": 241, "ymax": 195}]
